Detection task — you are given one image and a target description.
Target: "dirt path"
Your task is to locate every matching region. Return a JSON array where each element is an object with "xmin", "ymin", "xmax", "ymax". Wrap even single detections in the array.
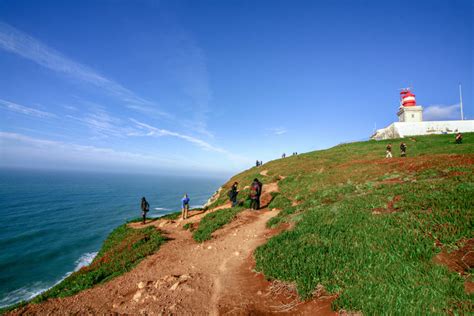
[{"xmin": 11, "ymin": 182, "xmax": 335, "ymax": 315}]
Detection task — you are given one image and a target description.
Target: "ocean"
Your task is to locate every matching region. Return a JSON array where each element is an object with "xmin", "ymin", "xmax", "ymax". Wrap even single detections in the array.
[{"xmin": 0, "ymin": 168, "xmax": 225, "ymax": 307}]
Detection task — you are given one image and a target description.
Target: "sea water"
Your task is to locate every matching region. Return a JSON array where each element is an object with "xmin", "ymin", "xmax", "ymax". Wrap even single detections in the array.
[{"xmin": 0, "ymin": 168, "xmax": 225, "ymax": 307}]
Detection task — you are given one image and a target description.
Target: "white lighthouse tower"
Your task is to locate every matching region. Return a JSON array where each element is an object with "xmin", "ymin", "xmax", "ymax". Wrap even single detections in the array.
[
  {"xmin": 370, "ymin": 87, "xmax": 474, "ymax": 140},
  {"xmin": 397, "ymin": 88, "xmax": 423, "ymax": 122}
]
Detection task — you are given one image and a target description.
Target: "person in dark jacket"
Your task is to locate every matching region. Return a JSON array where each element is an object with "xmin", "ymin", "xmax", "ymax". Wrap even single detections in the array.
[
  {"xmin": 249, "ymin": 178, "xmax": 262, "ymax": 210},
  {"xmin": 141, "ymin": 197, "xmax": 150, "ymax": 224},
  {"xmin": 400, "ymin": 142, "xmax": 407, "ymax": 157},
  {"xmin": 455, "ymin": 133, "xmax": 463, "ymax": 144},
  {"xmin": 229, "ymin": 182, "xmax": 239, "ymax": 207}
]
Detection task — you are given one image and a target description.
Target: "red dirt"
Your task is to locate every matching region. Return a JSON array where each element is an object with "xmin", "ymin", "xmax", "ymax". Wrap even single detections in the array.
[
  {"xmin": 433, "ymin": 238, "xmax": 474, "ymax": 275},
  {"xmin": 10, "ymin": 181, "xmax": 335, "ymax": 315},
  {"xmin": 372, "ymin": 195, "xmax": 402, "ymax": 215}
]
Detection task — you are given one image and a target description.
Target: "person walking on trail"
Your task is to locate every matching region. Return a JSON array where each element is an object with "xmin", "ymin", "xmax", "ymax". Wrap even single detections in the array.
[
  {"xmin": 282, "ymin": 153, "xmax": 286, "ymax": 158},
  {"xmin": 140, "ymin": 197, "xmax": 150, "ymax": 224},
  {"xmin": 228, "ymin": 182, "xmax": 239, "ymax": 207},
  {"xmin": 386, "ymin": 143, "xmax": 393, "ymax": 158},
  {"xmin": 400, "ymin": 142, "xmax": 407, "ymax": 157},
  {"xmin": 181, "ymin": 194, "xmax": 190, "ymax": 220},
  {"xmin": 249, "ymin": 178, "xmax": 262, "ymax": 210},
  {"xmin": 455, "ymin": 132, "xmax": 463, "ymax": 144}
]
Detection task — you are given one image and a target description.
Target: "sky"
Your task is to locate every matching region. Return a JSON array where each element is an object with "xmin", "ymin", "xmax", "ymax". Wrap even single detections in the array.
[{"xmin": 0, "ymin": 0, "xmax": 472, "ymax": 176}]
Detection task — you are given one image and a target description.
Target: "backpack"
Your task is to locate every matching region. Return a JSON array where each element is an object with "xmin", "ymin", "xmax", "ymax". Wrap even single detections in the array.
[{"xmin": 250, "ymin": 182, "xmax": 259, "ymax": 198}]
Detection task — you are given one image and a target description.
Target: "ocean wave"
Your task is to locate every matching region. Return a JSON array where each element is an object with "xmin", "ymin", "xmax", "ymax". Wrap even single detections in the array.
[
  {"xmin": 154, "ymin": 207, "xmax": 170, "ymax": 211},
  {"xmin": 0, "ymin": 282, "xmax": 48, "ymax": 308},
  {"xmin": 74, "ymin": 252, "xmax": 98, "ymax": 271},
  {"xmin": 0, "ymin": 252, "xmax": 97, "ymax": 308}
]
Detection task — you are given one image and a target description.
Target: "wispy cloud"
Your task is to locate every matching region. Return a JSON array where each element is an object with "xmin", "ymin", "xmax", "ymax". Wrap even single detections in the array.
[
  {"xmin": 424, "ymin": 103, "xmax": 461, "ymax": 121},
  {"xmin": 66, "ymin": 109, "xmax": 137, "ymax": 138},
  {"xmin": 267, "ymin": 127, "xmax": 287, "ymax": 135},
  {"xmin": 130, "ymin": 119, "xmax": 226, "ymax": 153},
  {"xmin": 129, "ymin": 119, "xmax": 251, "ymax": 164},
  {"xmin": 0, "ymin": 22, "xmax": 169, "ymax": 118},
  {"xmin": 0, "ymin": 131, "xmax": 183, "ymax": 169},
  {"xmin": 0, "ymin": 99, "xmax": 57, "ymax": 118}
]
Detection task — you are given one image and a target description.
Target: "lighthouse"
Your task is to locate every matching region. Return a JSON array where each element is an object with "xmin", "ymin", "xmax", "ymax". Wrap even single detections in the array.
[
  {"xmin": 371, "ymin": 87, "xmax": 474, "ymax": 140},
  {"xmin": 397, "ymin": 88, "xmax": 423, "ymax": 122}
]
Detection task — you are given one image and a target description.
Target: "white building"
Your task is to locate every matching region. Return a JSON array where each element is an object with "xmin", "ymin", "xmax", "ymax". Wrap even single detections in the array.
[{"xmin": 371, "ymin": 89, "xmax": 474, "ymax": 140}]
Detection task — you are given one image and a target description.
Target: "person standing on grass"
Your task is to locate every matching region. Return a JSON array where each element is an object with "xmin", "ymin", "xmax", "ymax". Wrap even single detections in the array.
[
  {"xmin": 249, "ymin": 178, "xmax": 262, "ymax": 210},
  {"xmin": 141, "ymin": 197, "xmax": 150, "ymax": 224},
  {"xmin": 229, "ymin": 182, "xmax": 239, "ymax": 207},
  {"xmin": 455, "ymin": 132, "xmax": 463, "ymax": 144},
  {"xmin": 386, "ymin": 143, "xmax": 393, "ymax": 158},
  {"xmin": 256, "ymin": 178, "xmax": 263, "ymax": 209},
  {"xmin": 181, "ymin": 194, "xmax": 190, "ymax": 220},
  {"xmin": 400, "ymin": 142, "xmax": 407, "ymax": 157}
]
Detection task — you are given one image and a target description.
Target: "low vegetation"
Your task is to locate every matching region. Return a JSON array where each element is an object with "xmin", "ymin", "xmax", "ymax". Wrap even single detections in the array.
[
  {"xmin": 1, "ymin": 224, "xmax": 166, "ymax": 313},
  {"xmin": 216, "ymin": 133, "xmax": 474, "ymax": 314},
  {"xmin": 192, "ymin": 207, "xmax": 244, "ymax": 242}
]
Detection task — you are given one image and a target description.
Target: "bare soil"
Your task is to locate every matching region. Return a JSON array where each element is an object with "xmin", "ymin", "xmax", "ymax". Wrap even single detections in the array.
[{"xmin": 11, "ymin": 182, "xmax": 335, "ymax": 315}]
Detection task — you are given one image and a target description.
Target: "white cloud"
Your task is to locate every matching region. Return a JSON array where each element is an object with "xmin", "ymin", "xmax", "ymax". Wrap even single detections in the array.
[
  {"xmin": 0, "ymin": 131, "xmax": 182, "ymax": 169},
  {"xmin": 424, "ymin": 103, "xmax": 461, "ymax": 121},
  {"xmin": 129, "ymin": 119, "xmax": 251, "ymax": 164},
  {"xmin": 66, "ymin": 109, "xmax": 138, "ymax": 138},
  {"xmin": 267, "ymin": 127, "xmax": 287, "ymax": 135},
  {"xmin": 0, "ymin": 99, "xmax": 57, "ymax": 118},
  {"xmin": 0, "ymin": 22, "xmax": 169, "ymax": 118}
]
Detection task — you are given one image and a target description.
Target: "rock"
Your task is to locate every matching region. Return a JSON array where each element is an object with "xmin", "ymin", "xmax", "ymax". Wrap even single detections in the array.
[
  {"xmin": 234, "ymin": 251, "xmax": 240, "ymax": 256},
  {"xmin": 182, "ymin": 284, "xmax": 194, "ymax": 292},
  {"xmin": 257, "ymin": 291, "xmax": 262, "ymax": 295},
  {"xmin": 169, "ymin": 281, "xmax": 180, "ymax": 291},
  {"xmin": 133, "ymin": 290, "xmax": 142, "ymax": 302},
  {"xmin": 159, "ymin": 220, "xmax": 168, "ymax": 228},
  {"xmin": 207, "ymin": 246, "xmax": 212, "ymax": 249},
  {"xmin": 179, "ymin": 274, "xmax": 191, "ymax": 281},
  {"xmin": 137, "ymin": 281, "xmax": 146, "ymax": 289}
]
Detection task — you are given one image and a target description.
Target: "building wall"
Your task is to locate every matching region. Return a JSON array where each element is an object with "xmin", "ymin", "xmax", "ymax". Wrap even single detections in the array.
[
  {"xmin": 397, "ymin": 106, "xmax": 423, "ymax": 122},
  {"xmin": 371, "ymin": 120, "xmax": 474, "ymax": 140}
]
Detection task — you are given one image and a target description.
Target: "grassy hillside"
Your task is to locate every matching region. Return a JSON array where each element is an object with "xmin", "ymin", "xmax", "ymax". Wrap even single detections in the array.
[{"xmin": 213, "ymin": 133, "xmax": 474, "ymax": 314}]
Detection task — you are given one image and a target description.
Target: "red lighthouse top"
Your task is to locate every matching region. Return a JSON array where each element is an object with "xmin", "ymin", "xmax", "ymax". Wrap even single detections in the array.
[{"xmin": 400, "ymin": 88, "xmax": 416, "ymax": 107}]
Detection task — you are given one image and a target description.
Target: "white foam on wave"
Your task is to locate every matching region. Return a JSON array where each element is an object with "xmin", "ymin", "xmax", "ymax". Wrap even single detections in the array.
[
  {"xmin": 154, "ymin": 207, "xmax": 170, "ymax": 211},
  {"xmin": 0, "ymin": 252, "xmax": 98, "ymax": 308},
  {"xmin": 74, "ymin": 252, "xmax": 98, "ymax": 272}
]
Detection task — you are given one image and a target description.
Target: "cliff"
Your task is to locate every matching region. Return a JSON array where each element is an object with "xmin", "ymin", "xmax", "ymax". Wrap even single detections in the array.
[{"xmin": 4, "ymin": 133, "xmax": 473, "ymax": 315}]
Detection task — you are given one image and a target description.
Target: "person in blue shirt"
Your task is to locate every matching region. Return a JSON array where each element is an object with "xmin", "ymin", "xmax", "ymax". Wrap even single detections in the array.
[{"xmin": 181, "ymin": 194, "xmax": 190, "ymax": 220}]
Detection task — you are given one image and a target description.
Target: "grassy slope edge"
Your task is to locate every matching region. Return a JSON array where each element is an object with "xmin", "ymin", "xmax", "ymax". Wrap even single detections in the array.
[
  {"xmin": 1, "ymin": 218, "xmax": 169, "ymax": 314},
  {"xmin": 217, "ymin": 133, "xmax": 474, "ymax": 314}
]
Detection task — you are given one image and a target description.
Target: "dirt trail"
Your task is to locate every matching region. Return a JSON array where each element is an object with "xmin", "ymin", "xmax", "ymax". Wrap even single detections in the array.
[{"xmin": 11, "ymin": 181, "xmax": 335, "ymax": 315}]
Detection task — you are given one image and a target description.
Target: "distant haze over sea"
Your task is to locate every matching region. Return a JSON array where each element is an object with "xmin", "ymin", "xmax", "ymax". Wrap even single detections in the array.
[{"xmin": 0, "ymin": 168, "xmax": 224, "ymax": 307}]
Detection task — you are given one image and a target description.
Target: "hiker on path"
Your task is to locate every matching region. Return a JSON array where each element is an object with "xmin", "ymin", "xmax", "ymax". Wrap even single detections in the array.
[
  {"xmin": 256, "ymin": 160, "xmax": 259, "ymax": 167},
  {"xmin": 400, "ymin": 142, "xmax": 407, "ymax": 157},
  {"xmin": 140, "ymin": 197, "xmax": 150, "ymax": 224},
  {"xmin": 455, "ymin": 133, "xmax": 463, "ymax": 144},
  {"xmin": 260, "ymin": 160, "xmax": 263, "ymax": 166},
  {"xmin": 282, "ymin": 153, "xmax": 286, "ymax": 158},
  {"xmin": 229, "ymin": 182, "xmax": 239, "ymax": 207},
  {"xmin": 181, "ymin": 193, "xmax": 190, "ymax": 220},
  {"xmin": 249, "ymin": 178, "xmax": 262, "ymax": 210},
  {"xmin": 386, "ymin": 144, "xmax": 393, "ymax": 158}
]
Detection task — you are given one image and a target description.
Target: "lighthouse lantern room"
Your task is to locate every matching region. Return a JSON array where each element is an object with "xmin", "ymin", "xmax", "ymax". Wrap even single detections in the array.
[{"xmin": 397, "ymin": 88, "xmax": 423, "ymax": 122}]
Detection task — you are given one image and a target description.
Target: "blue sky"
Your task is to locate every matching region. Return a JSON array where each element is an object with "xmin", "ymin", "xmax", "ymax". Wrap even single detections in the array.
[{"xmin": 0, "ymin": 0, "xmax": 472, "ymax": 176}]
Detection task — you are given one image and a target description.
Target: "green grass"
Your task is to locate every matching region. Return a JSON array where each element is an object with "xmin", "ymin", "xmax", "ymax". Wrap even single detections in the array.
[
  {"xmin": 2, "ymin": 224, "xmax": 166, "ymax": 314},
  {"xmin": 222, "ymin": 133, "xmax": 474, "ymax": 314},
  {"xmin": 192, "ymin": 207, "xmax": 244, "ymax": 242}
]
